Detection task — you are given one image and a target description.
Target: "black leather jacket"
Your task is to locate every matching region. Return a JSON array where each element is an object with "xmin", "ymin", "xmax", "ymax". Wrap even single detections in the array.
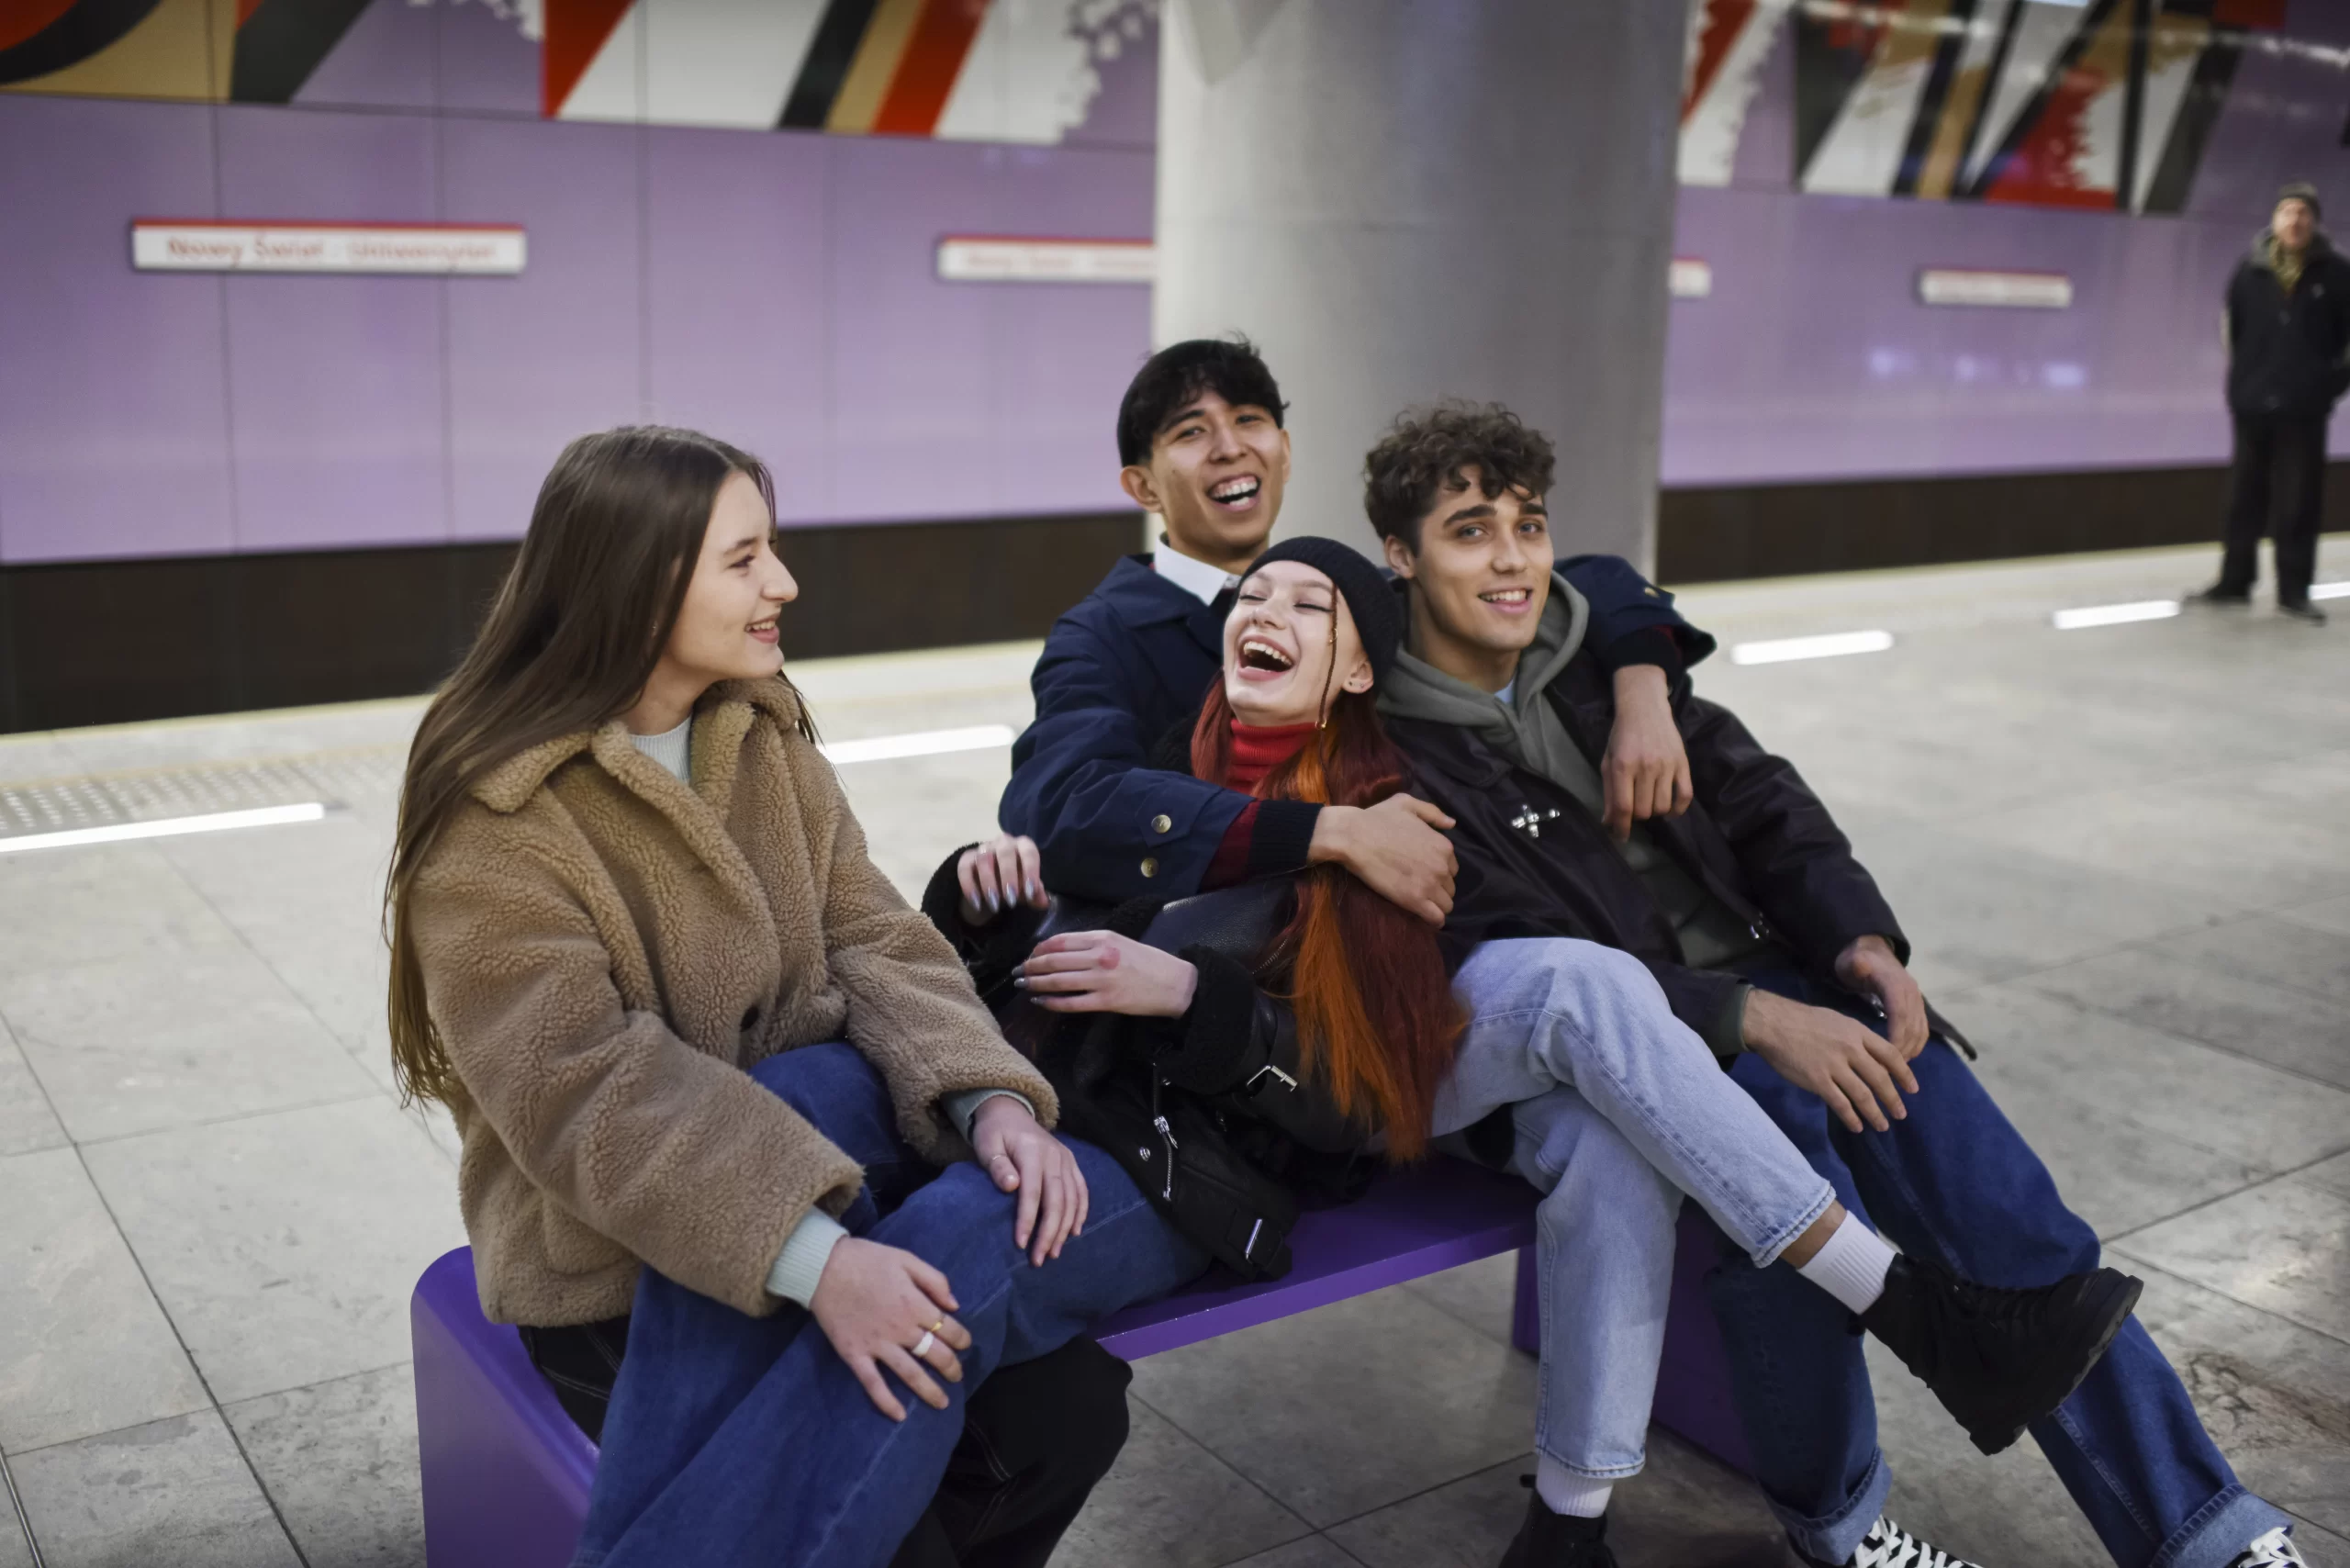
[
  {"xmin": 1383, "ymin": 648, "xmax": 1972, "ymax": 1057},
  {"xmin": 921, "ymin": 858, "xmax": 1373, "ymax": 1280}
]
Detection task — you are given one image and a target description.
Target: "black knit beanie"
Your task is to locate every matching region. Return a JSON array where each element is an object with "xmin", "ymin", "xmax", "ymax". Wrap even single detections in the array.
[
  {"xmin": 1241, "ymin": 535, "xmax": 1404, "ymax": 687},
  {"xmin": 2279, "ymin": 181, "xmax": 2322, "ymax": 219}
]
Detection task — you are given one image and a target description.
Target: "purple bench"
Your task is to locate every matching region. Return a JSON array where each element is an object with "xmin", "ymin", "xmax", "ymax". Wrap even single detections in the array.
[{"xmin": 410, "ymin": 1159, "xmax": 1751, "ymax": 1568}]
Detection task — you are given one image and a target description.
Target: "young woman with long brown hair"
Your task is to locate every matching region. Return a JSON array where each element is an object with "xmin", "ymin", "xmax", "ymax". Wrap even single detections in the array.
[
  {"xmin": 383, "ymin": 425, "xmax": 1207, "ymax": 1568},
  {"xmin": 947, "ymin": 537, "xmax": 2142, "ymax": 1568}
]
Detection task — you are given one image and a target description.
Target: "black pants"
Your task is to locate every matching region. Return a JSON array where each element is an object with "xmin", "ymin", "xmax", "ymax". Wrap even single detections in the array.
[
  {"xmin": 2221, "ymin": 409, "xmax": 2328, "ymax": 604},
  {"xmin": 520, "ymin": 1315, "xmax": 1132, "ymax": 1568}
]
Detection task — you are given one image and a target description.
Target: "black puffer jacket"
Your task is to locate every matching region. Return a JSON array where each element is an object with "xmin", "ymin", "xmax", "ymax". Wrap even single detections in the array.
[
  {"xmin": 2225, "ymin": 230, "xmax": 2350, "ymax": 418},
  {"xmin": 1382, "ymin": 647, "xmax": 1973, "ymax": 1058},
  {"xmin": 922, "ymin": 859, "xmax": 1374, "ymax": 1281}
]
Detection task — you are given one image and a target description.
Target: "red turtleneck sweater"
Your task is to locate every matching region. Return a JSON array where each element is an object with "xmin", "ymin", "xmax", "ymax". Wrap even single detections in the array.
[
  {"xmin": 1225, "ymin": 721, "xmax": 1316, "ymax": 794},
  {"xmin": 1203, "ymin": 722, "xmax": 1319, "ymax": 887}
]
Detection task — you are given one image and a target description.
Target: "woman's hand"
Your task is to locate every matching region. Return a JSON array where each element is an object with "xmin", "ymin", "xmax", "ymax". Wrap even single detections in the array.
[
  {"xmin": 807, "ymin": 1236, "xmax": 973, "ymax": 1421},
  {"xmin": 970, "ymin": 1095, "xmax": 1089, "ymax": 1266},
  {"xmin": 957, "ymin": 834, "xmax": 1049, "ymax": 925},
  {"xmin": 1019, "ymin": 931, "xmax": 1199, "ymax": 1019}
]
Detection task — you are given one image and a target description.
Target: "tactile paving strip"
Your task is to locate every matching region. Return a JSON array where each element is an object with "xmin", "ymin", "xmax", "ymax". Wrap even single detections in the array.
[{"xmin": 0, "ymin": 745, "xmax": 404, "ymax": 839}]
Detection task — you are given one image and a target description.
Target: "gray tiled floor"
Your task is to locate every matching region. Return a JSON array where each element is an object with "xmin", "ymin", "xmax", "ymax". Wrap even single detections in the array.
[{"xmin": 0, "ymin": 540, "xmax": 2345, "ymax": 1567}]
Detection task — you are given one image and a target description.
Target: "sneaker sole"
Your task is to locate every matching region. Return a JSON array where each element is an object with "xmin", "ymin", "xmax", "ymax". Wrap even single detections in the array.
[{"xmin": 1968, "ymin": 1271, "xmax": 2143, "ymax": 1455}]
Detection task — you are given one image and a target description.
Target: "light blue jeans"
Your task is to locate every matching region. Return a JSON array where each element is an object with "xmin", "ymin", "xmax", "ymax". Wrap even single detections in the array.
[{"xmin": 1433, "ymin": 938, "xmax": 1837, "ymax": 1482}]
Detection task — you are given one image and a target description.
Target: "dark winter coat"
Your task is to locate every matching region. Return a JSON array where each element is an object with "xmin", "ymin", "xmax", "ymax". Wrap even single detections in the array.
[
  {"xmin": 1382, "ymin": 648, "xmax": 1972, "ymax": 1058},
  {"xmin": 2225, "ymin": 230, "xmax": 2350, "ymax": 418}
]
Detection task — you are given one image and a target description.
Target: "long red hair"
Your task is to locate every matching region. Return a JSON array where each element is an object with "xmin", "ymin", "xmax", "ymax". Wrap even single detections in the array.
[{"xmin": 1192, "ymin": 685, "xmax": 1462, "ymax": 1159}]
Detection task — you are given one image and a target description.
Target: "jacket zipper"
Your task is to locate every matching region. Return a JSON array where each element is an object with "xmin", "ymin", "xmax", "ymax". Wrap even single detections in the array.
[{"xmin": 1148, "ymin": 1075, "xmax": 1178, "ymax": 1201}]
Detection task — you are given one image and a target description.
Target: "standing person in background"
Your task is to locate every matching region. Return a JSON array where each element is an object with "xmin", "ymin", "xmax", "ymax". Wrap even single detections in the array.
[{"xmin": 2193, "ymin": 182, "xmax": 2350, "ymax": 624}]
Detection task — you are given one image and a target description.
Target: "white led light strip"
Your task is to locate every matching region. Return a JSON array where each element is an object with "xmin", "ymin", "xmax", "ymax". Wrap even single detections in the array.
[
  {"xmin": 819, "ymin": 724, "xmax": 1016, "ymax": 766},
  {"xmin": 1729, "ymin": 631, "xmax": 1895, "ymax": 666},
  {"xmin": 0, "ymin": 801, "xmax": 328, "ymax": 855},
  {"xmin": 2053, "ymin": 599, "xmax": 2179, "ymax": 630},
  {"xmin": 2312, "ymin": 582, "xmax": 2349, "ymax": 600}
]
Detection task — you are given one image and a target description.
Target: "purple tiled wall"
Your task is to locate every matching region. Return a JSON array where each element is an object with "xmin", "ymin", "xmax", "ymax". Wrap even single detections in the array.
[
  {"xmin": 3, "ymin": 2, "xmax": 2346, "ymax": 565},
  {"xmin": 1661, "ymin": 187, "xmax": 2260, "ymax": 487},
  {"xmin": 0, "ymin": 91, "xmax": 1150, "ymax": 563},
  {"xmin": 0, "ymin": 97, "xmax": 237, "ymax": 564},
  {"xmin": 215, "ymin": 107, "xmax": 450, "ymax": 551},
  {"xmin": 439, "ymin": 115, "xmax": 650, "ymax": 544}
]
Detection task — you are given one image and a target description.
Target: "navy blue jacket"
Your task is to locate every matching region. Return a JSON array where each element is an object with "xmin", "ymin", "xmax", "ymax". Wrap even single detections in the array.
[{"xmin": 1002, "ymin": 552, "xmax": 1714, "ymax": 904}]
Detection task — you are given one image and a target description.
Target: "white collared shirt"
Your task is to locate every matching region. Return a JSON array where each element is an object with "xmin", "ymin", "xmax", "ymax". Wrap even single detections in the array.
[{"xmin": 1152, "ymin": 535, "xmax": 1242, "ymax": 606}]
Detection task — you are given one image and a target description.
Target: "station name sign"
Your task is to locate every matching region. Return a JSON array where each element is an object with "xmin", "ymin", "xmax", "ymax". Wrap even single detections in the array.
[
  {"xmin": 937, "ymin": 237, "xmax": 1718, "ymax": 299},
  {"xmin": 935, "ymin": 236, "xmax": 1157, "ymax": 284},
  {"xmin": 130, "ymin": 221, "xmax": 526, "ymax": 275},
  {"xmin": 1916, "ymin": 268, "xmax": 2072, "ymax": 308}
]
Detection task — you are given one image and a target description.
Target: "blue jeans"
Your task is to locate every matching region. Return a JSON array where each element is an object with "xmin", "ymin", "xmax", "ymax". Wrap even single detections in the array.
[
  {"xmin": 1434, "ymin": 939, "xmax": 1838, "ymax": 1480},
  {"xmin": 1707, "ymin": 966, "xmax": 2288, "ymax": 1568},
  {"xmin": 573, "ymin": 1044, "xmax": 1209, "ymax": 1568}
]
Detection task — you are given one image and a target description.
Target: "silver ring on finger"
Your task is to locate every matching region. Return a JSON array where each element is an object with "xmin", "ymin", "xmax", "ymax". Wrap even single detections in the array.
[{"xmin": 912, "ymin": 1329, "xmax": 936, "ymax": 1359}]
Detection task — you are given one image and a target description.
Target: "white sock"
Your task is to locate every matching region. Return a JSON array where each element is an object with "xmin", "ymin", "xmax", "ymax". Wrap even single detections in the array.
[
  {"xmin": 1794, "ymin": 1214, "xmax": 1897, "ymax": 1316},
  {"xmin": 1534, "ymin": 1455, "xmax": 1612, "ymax": 1518}
]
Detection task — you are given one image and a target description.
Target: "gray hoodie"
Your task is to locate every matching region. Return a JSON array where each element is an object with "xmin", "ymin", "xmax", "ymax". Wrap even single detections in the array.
[{"xmin": 1377, "ymin": 573, "xmax": 1763, "ymax": 1050}]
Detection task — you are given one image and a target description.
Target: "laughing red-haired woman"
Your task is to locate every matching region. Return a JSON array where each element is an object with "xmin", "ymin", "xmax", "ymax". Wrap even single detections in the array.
[{"xmin": 926, "ymin": 539, "xmax": 1460, "ymax": 1283}]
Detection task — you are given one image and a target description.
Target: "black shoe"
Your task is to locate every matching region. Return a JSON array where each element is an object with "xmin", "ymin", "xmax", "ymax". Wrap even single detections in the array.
[
  {"xmin": 2188, "ymin": 583, "xmax": 2254, "ymax": 606},
  {"xmin": 1497, "ymin": 1477, "xmax": 1615, "ymax": 1568},
  {"xmin": 1860, "ymin": 1253, "xmax": 2142, "ymax": 1455},
  {"xmin": 2280, "ymin": 599, "xmax": 2329, "ymax": 625},
  {"xmin": 1794, "ymin": 1515, "xmax": 1984, "ymax": 1567}
]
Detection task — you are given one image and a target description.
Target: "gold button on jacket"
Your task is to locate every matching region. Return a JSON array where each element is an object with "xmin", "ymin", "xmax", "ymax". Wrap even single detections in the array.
[
  {"xmin": 1139, "ymin": 857, "xmax": 1159, "ymax": 878},
  {"xmin": 1150, "ymin": 813, "xmax": 1172, "ymax": 834}
]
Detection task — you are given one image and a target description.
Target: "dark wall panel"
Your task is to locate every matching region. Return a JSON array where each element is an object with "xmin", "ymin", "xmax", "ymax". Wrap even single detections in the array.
[
  {"xmin": 772, "ymin": 512, "xmax": 1141, "ymax": 658},
  {"xmin": 6, "ymin": 458, "xmax": 2324, "ymax": 735},
  {"xmin": 1657, "ymin": 461, "xmax": 2350, "ymax": 584},
  {"xmin": 0, "ymin": 512, "xmax": 1140, "ymax": 734}
]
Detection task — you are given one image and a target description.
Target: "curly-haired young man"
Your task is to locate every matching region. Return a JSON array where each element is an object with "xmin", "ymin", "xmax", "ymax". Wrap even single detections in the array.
[{"xmin": 1369, "ymin": 401, "xmax": 2311, "ymax": 1568}]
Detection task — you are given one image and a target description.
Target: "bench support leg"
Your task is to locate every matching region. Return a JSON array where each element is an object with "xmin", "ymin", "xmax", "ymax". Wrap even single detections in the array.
[{"xmin": 1509, "ymin": 1244, "xmax": 1540, "ymax": 1355}]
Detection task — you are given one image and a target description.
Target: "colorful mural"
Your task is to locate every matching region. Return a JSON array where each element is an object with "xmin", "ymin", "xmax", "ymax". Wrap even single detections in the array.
[
  {"xmin": 0, "ymin": 0, "xmax": 1158, "ymax": 141},
  {"xmin": 1680, "ymin": 0, "xmax": 2292, "ymax": 212},
  {"xmin": 0, "ymin": 0, "xmax": 2308, "ymax": 212}
]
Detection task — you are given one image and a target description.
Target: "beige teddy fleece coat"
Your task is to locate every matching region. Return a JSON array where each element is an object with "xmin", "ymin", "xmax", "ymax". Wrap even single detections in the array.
[{"xmin": 408, "ymin": 677, "xmax": 1056, "ymax": 1327}]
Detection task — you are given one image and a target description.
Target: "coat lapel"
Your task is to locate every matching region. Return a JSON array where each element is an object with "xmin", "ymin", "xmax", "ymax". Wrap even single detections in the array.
[
  {"xmin": 589, "ymin": 717, "xmax": 769, "ymax": 924},
  {"xmin": 1181, "ymin": 598, "xmax": 1226, "ymax": 662}
]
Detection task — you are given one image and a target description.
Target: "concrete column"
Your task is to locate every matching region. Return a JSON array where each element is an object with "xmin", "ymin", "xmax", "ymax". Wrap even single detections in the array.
[{"xmin": 1155, "ymin": 0, "xmax": 1685, "ymax": 568}]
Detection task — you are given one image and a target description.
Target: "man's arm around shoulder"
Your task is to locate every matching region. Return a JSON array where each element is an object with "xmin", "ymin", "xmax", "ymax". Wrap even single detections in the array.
[{"xmin": 1001, "ymin": 611, "xmax": 1248, "ymax": 902}]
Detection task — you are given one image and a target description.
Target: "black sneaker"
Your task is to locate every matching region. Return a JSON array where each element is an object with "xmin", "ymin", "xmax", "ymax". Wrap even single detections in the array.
[
  {"xmin": 2188, "ymin": 583, "xmax": 2254, "ymax": 606},
  {"xmin": 1497, "ymin": 1476, "xmax": 1615, "ymax": 1567},
  {"xmin": 2230, "ymin": 1526, "xmax": 2313, "ymax": 1566},
  {"xmin": 1795, "ymin": 1515, "xmax": 1983, "ymax": 1567},
  {"xmin": 2279, "ymin": 600, "xmax": 2329, "ymax": 625},
  {"xmin": 1860, "ymin": 1253, "xmax": 2142, "ymax": 1454}
]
